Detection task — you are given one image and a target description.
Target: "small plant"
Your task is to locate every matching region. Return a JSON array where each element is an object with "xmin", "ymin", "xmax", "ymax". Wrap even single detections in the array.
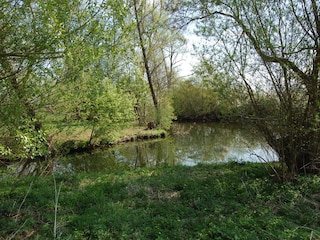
[{"xmin": 53, "ymin": 175, "xmax": 62, "ymax": 239}]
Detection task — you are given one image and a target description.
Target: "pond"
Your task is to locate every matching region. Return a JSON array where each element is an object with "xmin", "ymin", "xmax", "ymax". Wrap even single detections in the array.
[
  {"xmin": 54, "ymin": 123, "xmax": 278, "ymax": 174},
  {"xmin": 4, "ymin": 123, "xmax": 278, "ymax": 176}
]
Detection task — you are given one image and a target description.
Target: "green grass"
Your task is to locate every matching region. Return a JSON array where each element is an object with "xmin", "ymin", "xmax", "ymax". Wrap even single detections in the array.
[
  {"xmin": 47, "ymin": 123, "xmax": 166, "ymax": 146},
  {"xmin": 0, "ymin": 162, "xmax": 319, "ymax": 239}
]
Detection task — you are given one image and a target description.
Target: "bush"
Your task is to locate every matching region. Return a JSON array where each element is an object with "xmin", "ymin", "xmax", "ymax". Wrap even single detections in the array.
[{"xmin": 172, "ymin": 81, "xmax": 220, "ymax": 121}]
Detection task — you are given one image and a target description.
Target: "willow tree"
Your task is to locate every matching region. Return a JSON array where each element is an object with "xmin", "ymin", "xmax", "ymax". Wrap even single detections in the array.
[{"xmin": 180, "ymin": 0, "xmax": 320, "ymax": 176}]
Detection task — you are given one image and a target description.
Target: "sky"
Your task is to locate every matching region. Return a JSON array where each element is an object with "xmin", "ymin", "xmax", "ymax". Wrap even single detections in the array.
[
  {"xmin": 178, "ymin": 50, "xmax": 197, "ymax": 78},
  {"xmin": 177, "ymin": 19, "xmax": 212, "ymax": 79},
  {"xmin": 177, "ymin": 31, "xmax": 202, "ymax": 78}
]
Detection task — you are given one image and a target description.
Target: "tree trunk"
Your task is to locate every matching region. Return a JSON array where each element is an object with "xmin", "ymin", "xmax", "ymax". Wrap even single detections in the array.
[{"xmin": 133, "ymin": 0, "xmax": 159, "ymax": 112}]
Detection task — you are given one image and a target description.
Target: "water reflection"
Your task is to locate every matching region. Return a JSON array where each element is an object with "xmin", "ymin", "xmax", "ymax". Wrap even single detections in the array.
[
  {"xmin": 3, "ymin": 158, "xmax": 55, "ymax": 177},
  {"xmin": 173, "ymin": 123, "xmax": 277, "ymax": 166},
  {"xmin": 55, "ymin": 139, "xmax": 176, "ymax": 174},
  {"xmin": 3, "ymin": 123, "xmax": 278, "ymax": 176},
  {"xmin": 55, "ymin": 123, "xmax": 277, "ymax": 174}
]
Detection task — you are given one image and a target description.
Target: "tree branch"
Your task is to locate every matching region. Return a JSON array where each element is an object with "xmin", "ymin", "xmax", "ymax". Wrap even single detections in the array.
[
  {"xmin": 220, "ymin": 11, "xmax": 310, "ymax": 84},
  {"xmin": 0, "ymin": 51, "xmax": 64, "ymax": 59}
]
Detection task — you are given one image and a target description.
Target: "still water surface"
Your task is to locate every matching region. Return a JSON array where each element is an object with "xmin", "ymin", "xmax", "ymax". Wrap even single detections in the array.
[{"xmin": 54, "ymin": 123, "xmax": 278, "ymax": 174}]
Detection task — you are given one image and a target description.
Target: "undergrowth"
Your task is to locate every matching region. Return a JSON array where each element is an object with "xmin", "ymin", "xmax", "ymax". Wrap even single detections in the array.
[{"xmin": 0, "ymin": 162, "xmax": 319, "ymax": 239}]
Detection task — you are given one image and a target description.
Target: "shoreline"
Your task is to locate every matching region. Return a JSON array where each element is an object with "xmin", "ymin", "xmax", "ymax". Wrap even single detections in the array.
[{"xmin": 57, "ymin": 127, "xmax": 167, "ymax": 155}]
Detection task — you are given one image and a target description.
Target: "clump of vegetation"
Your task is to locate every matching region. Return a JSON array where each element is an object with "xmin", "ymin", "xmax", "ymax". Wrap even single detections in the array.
[
  {"xmin": 172, "ymin": 58, "xmax": 248, "ymax": 123},
  {"xmin": 1, "ymin": 163, "xmax": 319, "ymax": 239},
  {"xmin": 172, "ymin": 80, "xmax": 221, "ymax": 122}
]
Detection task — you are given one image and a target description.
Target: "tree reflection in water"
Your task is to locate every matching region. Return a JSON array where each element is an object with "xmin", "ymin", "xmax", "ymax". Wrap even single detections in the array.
[{"xmin": 3, "ymin": 123, "xmax": 278, "ymax": 176}]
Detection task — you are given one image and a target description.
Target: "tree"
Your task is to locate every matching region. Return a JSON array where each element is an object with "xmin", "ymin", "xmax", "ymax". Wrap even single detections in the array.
[
  {"xmin": 131, "ymin": 0, "xmax": 184, "ymax": 127},
  {"xmin": 47, "ymin": 0, "xmax": 141, "ymax": 145},
  {"xmin": 0, "ymin": 0, "xmax": 138, "ymax": 159},
  {"xmin": 133, "ymin": 0, "xmax": 159, "ymax": 112},
  {"xmin": 180, "ymin": 0, "xmax": 320, "ymax": 176},
  {"xmin": 0, "ymin": 0, "xmax": 78, "ymax": 159},
  {"xmin": 192, "ymin": 57, "xmax": 247, "ymax": 119}
]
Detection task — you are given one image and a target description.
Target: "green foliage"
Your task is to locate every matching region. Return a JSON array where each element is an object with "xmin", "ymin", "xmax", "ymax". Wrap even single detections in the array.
[
  {"xmin": 0, "ymin": 0, "xmax": 146, "ymax": 159},
  {"xmin": 172, "ymin": 58, "xmax": 247, "ymax": 122},
  {"xmin": 117, "ymin": 72, "xmax": 150, "ymax": 124},
  {"xmin": 172, "ymin": 80, "xmax": 220, "ymax": 121},
  {"xmin": 132, "ymin": 0, "xmax": 184, "ymax": 128},
  {"xmin": 88, "ymin": 80, "xmax": 137, "ymax": 136},
  {"xmin": 195, "ymin": 59, "xmax": 248, "ymax": 117},
  {"xmin": 0, "ymin": 0, "xmax": 102, "ymax": 158},
  {"xmin": 56, "ymin": 78, "xmax": 137, "ymax": 141},
  {"xmin": 143, "ymin": 93, "xmax": 176, "ymax": 130},
  {"xmin": 0, "ymin": 163, "xmax": 319, "ymax": 239},
  {"xmin": 1, "ymin": 0, "xmax": 181, "ymax": 160},
  {"xmin": 0, "ymin": 120, "xmax": 49, "ymax": 160},
  {"xmin": 158, "ymin": 95, "xmax": 177, "ymax": 130},
  {"xmin": 15, "ymin": 128, "xmax": 49, "ymax": 160}
]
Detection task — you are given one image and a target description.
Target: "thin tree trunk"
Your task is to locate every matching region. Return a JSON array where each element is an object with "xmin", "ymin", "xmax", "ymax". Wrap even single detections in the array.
[{"xmin": 133, "ymin": 0, "xmax": 159, "ymax": 111}]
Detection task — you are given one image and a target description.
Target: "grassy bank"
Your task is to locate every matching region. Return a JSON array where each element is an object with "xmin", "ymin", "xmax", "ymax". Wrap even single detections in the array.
[
  {"xmin": 1, "ymin": 162, "xmax": 319, "ymax": 239},
  {"xmin": 50, "ymin": 124, "xmax": 166, "ymax": 154},
  {"xmin": 50, "ymin": 125, "xmax": 166, "ymax": 145},
  {"xmin": 0, "ymin": 123, "xmax": 167, "ymax": 162}
]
